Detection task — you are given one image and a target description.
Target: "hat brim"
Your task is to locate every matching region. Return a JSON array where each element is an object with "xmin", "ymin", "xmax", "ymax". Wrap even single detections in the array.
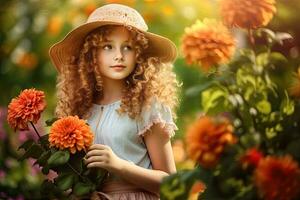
[{"xmin": 49, "ymin": 21, "xmax": 177, "ymax": 72}]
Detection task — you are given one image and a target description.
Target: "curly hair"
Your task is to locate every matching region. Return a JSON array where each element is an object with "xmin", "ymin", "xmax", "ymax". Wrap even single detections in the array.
[{"xmin": 55, "ymin": 25, "xmax": 180, "ymax": 121}]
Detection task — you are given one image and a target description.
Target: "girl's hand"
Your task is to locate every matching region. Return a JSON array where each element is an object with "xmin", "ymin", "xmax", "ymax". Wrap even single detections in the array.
[{"xmin": 84, "ymin": 144, "xmax": 124, "ymax": 173}]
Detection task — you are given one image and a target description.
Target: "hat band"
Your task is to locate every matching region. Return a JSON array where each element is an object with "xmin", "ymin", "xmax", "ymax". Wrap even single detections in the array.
[{"xmin": 87, "ymin": 8, "xmax": 148, "ymax": 31}]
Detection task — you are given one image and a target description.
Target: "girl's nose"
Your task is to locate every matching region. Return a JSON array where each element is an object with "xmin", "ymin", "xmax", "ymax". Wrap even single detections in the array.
[{"xmin": 114, "ymin": 48, "xmax": 124, "ymax": 61}]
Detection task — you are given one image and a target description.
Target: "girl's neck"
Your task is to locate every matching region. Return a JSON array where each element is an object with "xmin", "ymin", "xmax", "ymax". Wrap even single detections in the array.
[{"xmin": 95, "ymin": 78, "xmax": 126, "ymax": 104}]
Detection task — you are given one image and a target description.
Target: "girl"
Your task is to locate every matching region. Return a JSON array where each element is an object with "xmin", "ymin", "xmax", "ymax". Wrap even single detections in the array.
[{"xmin": 49, "ymin": 4, "xmax": 180, "ymax": 200}]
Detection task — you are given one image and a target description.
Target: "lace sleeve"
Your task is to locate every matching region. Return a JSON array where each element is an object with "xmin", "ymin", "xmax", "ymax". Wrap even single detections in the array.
[{"xmin": 137, "ymin": 98, "xmax": 178, "ymax": 138}]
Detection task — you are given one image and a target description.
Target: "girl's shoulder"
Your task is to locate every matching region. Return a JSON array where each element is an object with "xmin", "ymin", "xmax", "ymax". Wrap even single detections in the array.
[{"xmin": 137, "ymin": 97, "xmax": 178, "ymax": 138}]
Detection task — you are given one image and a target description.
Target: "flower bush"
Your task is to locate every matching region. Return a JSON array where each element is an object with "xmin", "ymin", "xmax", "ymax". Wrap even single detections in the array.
[{"xmin": 161, "ymin": 0, "xmax": 300, "ymax": 199}]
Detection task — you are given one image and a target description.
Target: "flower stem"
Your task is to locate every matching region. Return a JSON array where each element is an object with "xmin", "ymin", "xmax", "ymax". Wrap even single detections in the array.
[
  {"xmin": 67, "ymin": 162, "xmax": 85, "ymax": 180},
  {"xmin": 248, "ymin": 29, "xmax": 255, "ymax": 47},
  {"xmin": 30, "ymin": 121, "xmax": 41, "ymax": 140}
]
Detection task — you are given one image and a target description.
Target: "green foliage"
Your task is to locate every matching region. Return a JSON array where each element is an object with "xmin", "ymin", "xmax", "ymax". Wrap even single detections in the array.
[
  {"xmin": 18, "ymin": 142, "xmax": 43, "ymax": 161},
  {"xmin": 47, "ymin": 150, "xmax": 70, "ymax": 167},
  {"xmin": 55, "ymin": 173, "xmax": 75, "ymax": 191},
  {"xmin": 160, "ymin": 169, "xmax": 201, "ymax": 200},
  {"xmin": 201, "ymin": 85, "xmax": 231, "ymax": 115},
  {"xmin": 162, "ymin": 28, "xmax": 300, "ymax": 199},
  {"xmin": 73, "ymin": 182, "xmax": 96, "ymax": 196}
]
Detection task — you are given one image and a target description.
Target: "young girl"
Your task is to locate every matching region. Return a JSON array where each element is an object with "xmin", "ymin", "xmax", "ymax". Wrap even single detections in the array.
[{"xmin": 49, "ymin": 4, "xmax": 180, "ymax": 200}]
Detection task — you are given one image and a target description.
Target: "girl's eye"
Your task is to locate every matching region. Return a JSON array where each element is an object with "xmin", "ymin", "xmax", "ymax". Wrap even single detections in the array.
[
  {"xmin": 102, "ymin": 45, "xmax": 112, "ymax": 50},
  {"xmin": 123, "ymin": 45, "xmax": 132, "ymax": 51}
]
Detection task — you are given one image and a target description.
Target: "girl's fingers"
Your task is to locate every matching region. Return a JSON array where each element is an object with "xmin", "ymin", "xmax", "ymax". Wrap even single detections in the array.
[
  {"xmin": 85, "ymin": 155, "xmax": 106, "ymax": 164},
  {"xmin": 86, "ymin": 149, "xmax": 106, "ymax": 158},
  {"xmin": 89, "ymin": 144, "xmax": 108, "ymax": 150},
  {"xmin": 87, "ymin": 162, "xmax": 105, "ymax": 168}
]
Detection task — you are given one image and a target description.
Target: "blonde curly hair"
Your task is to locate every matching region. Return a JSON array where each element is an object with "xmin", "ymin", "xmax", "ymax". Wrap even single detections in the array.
[{"xmin": 55, "ymin": 25, "xmax": 180, "ymax": 121}]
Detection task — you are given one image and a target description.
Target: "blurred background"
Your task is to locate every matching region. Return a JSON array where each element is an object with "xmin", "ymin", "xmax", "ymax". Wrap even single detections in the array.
[{"xmin": 1, "ymin": 0, "xmax": 300, "ymax": 199}]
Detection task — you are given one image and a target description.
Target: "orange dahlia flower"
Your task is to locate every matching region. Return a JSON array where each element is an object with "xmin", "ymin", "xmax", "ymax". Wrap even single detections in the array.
[
  {"xmin": 220, "ymin": 0, "xmax": 276, "ymax": 29},
  {"xmin": 7, "ymin": 89, "xmax": 46, "ymax": 131},
  {"xmin": 181, "ymin": 19, "xmax": 236, "ymax": 71},
  {"xmin": 49, "ymin": 116, "xmax": 94, "ymax": 154},
  {"xmin": 254, "ymin": 155, "xmax": 300, "ymax": 200},
  {"xmin": 240, "ymin": 148, "xmax": 263, "ymax": 169},
  {"xmin": 185, "ymin": 116, "xmax": 236, "ymax": 168}
]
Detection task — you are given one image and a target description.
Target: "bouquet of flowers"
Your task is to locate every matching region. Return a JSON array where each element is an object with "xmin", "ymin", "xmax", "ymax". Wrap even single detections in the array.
[{"xmin": 7, "ymin": 88, "xmax": 107, "ymax": 199}]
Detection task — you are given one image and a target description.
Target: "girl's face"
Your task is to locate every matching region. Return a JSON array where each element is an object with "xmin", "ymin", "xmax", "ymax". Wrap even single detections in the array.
[{"xmin": 96, "ymin": 26, "xmax": 136, "ymax": 81}]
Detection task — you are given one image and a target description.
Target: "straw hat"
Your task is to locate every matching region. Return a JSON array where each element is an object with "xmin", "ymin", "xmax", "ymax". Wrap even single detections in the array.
[{"xmin": 49, "ymin": 4, "xmax": 177, "ymax": 72}]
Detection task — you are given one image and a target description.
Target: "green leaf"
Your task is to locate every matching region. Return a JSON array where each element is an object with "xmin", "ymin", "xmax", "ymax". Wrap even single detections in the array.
[
  {"xmin": 160, "ymin": 169, "xmax": 201, "ymax": 200},
  {"xmin": 55, "ymin": 173, "xmax": 74, "ymax": 191},
  {"xmin": 269, "ymin": 52, "xmax": 288, "ymax": 64},
  {"xmin": 197, "ymin": 167, "xmax": 220, "ymax": 199},
  {"xmin": 73, "ymin": 182, "xmax": 95, "ymax": 196},
  {"xmin": 35, "ymin": 150, "xmax": 51, "ymax": 166},
  {"xmin": 18, "ymin": 139, "xmax": 35, "ymax": 151},
  {"xmin": 265, "ymin": 127, "xmax": 277, "ymax": 139},
  {"xmin": 256, "ymin": 100, "xmax": 271, "ymax": 114},
  {"xmin": 45, "ymin": 117, "xmax": 59, "ymax": 126},
  {"xmin": 19, "ymin": 143, "xmax": 44, "ymax": 161},
  {"xmin": 236, "ymin": 68, "xmax": 256, "ymax": 88},
  {"xmin": 41, "ymin": 164, "xmax": 50, "ymax": 175},
  {"xmin": 269, "ymin": 112, "xmax": 282, "ymax": 121},
  {"xmin": 85, "ymin": 168, "xmax": 108, "ymax": 185},
  {"xmin": 186, "ymin": 75, "xmax": 228, "ymax": 97},
  {"xmin": 186, "ymin": 82, "xmax": 213, "ymax": 97},
  {"xmin": 48, "ymin": 150, "xmax": 70, "ymax": 167},
  {"xmin": 275, "ymin": 124, "xmax": 283, "ymax": 132},
  {"xmin": 244, "ymin": 88, "xmax": 254, "ymax": 101},
  {"xmin": 39, "ymin": 134, "xmax": 50, "ymax": 149},
  {"xmin": 68, "ymin": 151, "xmax": 85, "ymax": 173},
  {"xmin": 281, "ymin": 91, "xmax": 294, "ymax": 116},
  {"xmin": 196, "ymin": 165, "xmax": 213, "ymax": 184},
  {"xmin": 255, "ymin": 28, "xmax": 276, "ymax": 44},
  {"xmin": 41, "ymin": 179, "xmax": 65, "ymax": 198},
  {"xmin": 202, "ymin": 86, "xmax": 230, "ymax": 114},
  {"xmin": 220, "ymin": 178, "xmax": 243, "ymax": 196},
  {"xmin": 160, "ymin": 174, "xmax": 187, "ymax": 200},
  {"xmin": 256, "ymin": 52, "xmax": 269, "ymax": 67},
  {"xmin": 239, "ymin": 49, "xmax": 255, "ymax": 63}
]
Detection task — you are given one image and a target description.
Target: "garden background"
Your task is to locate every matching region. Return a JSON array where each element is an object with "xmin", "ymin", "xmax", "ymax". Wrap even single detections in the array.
[{"xmin": 1, "ymin": 0, "xmax": 300, "ymax": 199}]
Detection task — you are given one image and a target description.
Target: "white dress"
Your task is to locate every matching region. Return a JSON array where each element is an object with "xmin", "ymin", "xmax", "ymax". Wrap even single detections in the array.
[{"xmin": 86, "ymin": 97, "xmax": 178, "ymax": 181}]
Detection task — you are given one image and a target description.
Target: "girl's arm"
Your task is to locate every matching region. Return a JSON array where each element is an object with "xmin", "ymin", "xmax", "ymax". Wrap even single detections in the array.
[
  {"xmin": 113, "ymin": 123, "xmax": 177, "ymax": 194},
  {"xmin": 85, "ymin": 123, "xmax": 177, "ymax": 194}
]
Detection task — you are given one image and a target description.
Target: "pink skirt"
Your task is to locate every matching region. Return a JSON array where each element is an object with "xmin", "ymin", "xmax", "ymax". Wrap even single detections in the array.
[{"xmin": 90, "ymin": 180, "xmax": 160, "ymax": 200}]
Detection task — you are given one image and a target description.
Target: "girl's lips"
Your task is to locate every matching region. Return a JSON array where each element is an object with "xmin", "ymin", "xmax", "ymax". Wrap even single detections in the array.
[
  {"xmin": 111, "ymin": 65, "xmax": 126, "ymax": 68},
  {"xmin": 110, "ymin": 65, "xmax": 126, "ymax": 71}
]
